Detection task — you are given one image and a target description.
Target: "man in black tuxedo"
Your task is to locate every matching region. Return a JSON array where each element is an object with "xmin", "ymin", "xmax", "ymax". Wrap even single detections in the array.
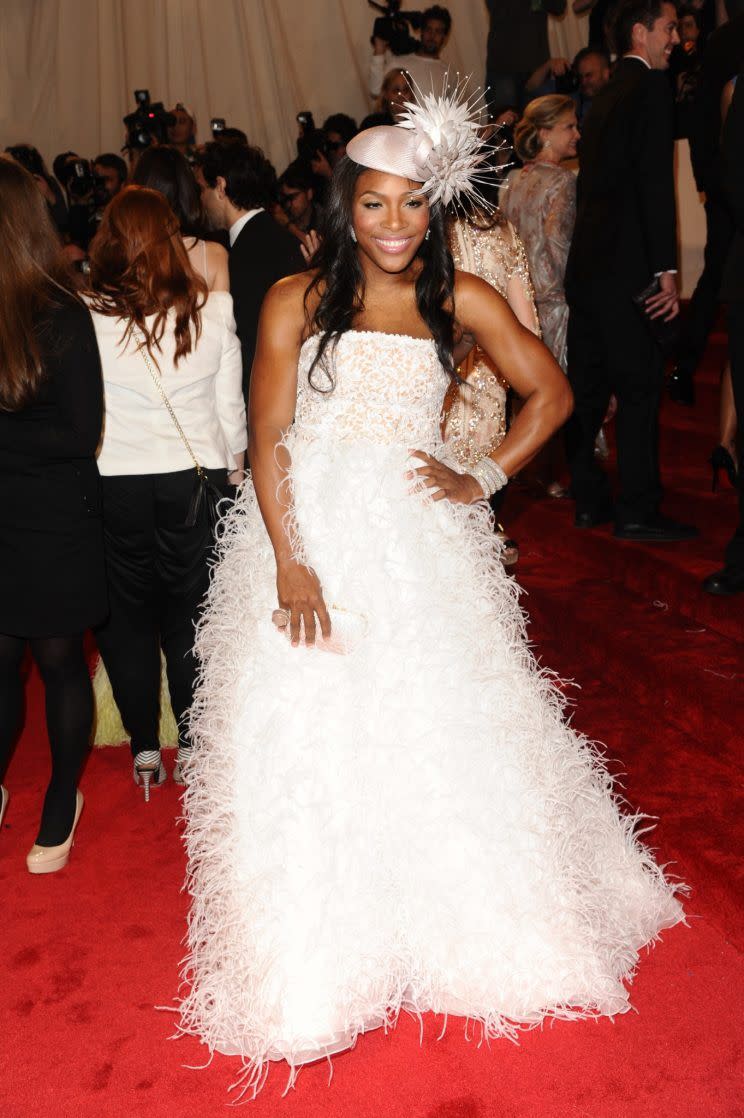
[
  {"xmin": 704, "ymin": 69, "xmax": 744, "ymax": 595},
  {"xmin": 670, "ymin": 1, "xmax": 744, "ymax": 405},
  {"xmin": 565, "ymin": 0, "xmax": 698, "ymax": 541},
  {"xmin": 197, "ymin": 142, "xmax": 304, "ymax": 400}
]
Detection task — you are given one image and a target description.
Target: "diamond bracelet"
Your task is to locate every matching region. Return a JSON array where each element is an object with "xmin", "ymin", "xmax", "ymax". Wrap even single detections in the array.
[{"xmin": 469, "ymin": 456, "xmax": 509, "ymax": 499}]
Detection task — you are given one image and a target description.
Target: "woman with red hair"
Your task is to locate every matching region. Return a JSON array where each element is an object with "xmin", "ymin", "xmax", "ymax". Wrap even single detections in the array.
[
  {"xmin": 88, "ymin": 186, "xmax": 246, "ymax": 800},
  {"xmin": 0, "ymin": 155, "xmax": 106, "ymax": 872}
]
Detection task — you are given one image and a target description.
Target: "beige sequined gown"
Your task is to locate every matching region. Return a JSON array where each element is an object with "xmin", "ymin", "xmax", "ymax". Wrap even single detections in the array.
[
  {"xmin": 443, "ymin": 217, "xmax": 539, "ymax": 470},
  {"xmin": 500, "ymin": 162, "xmax": 576, "ymax": 372}
]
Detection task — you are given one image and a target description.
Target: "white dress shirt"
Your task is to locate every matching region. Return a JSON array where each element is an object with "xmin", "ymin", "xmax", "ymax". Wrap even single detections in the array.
[
  {"xmin": 229, "ymin": 208, "xmax": 264, "ymax": 247},
  {"xmin": 89, "ymin": 291, "xmax": 247, "ymax": 477}
]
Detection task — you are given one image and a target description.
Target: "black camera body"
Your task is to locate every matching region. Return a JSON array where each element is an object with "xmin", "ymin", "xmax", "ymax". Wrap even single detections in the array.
[
  {"xmin": 123, "ymin": 90, "xmax": 176, "ymax": 151},
  {"xmin": 67, "ymin": 159, "xmax": 95, "ymax": 201},
  {"xmin": 369, "ymin": 0, "xmax": 423, "ymax": 56},
  {"xmin": 555, "ymin": 68, "xmax": 579, "ymax": 96}
]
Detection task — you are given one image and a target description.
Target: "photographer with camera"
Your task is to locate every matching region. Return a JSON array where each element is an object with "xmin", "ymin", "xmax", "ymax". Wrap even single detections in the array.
[
  {"xmin": 53, "ymin": 154, "xmax": 113, "ymax": 254},
  {"xmin": 93, "ymin": 153, "xmax": 128, "ymax": 199},
  {"xmin": 5, "ymin": 144, "xmax": 68, "ymax": 232},
  {"xmin": 122, "ymin": 90, "xmax": 176, "ymax": 172},
  {"xmin": 525, "ymin": 47, "xmax": 611, "ymax": 124},
  {"xmin": 368, "ymin": 4, "xmax": 451, "ymax": 100}
]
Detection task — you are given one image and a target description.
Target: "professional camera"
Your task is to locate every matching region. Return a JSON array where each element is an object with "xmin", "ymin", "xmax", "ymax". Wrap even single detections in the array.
[
  {"xmin": 555, "ymin": 67, "xmax": 579, "ymax": 96},
  {"xmin": 66, "ymin": 159, "xmax": 96, "ymax": 201},
  {"xmin": 296, "ymin": 111, "xmax": 316, "ymax": 136},
  {"xmin": 368, "ymin": 0, "xmax": 423, "ymax": 56},
  {"xmin": 123, "ymin": 89, "xmax": 176, "ymax": 151},
  {"xmin": 55, "ymin": 157, "xmax": 108, "ymax": 208}
]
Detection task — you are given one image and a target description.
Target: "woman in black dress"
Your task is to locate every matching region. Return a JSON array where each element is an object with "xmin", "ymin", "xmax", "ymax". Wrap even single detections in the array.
[{"xmin": 0, "ymin": 156, "xmax": 106, "ymax": 873}]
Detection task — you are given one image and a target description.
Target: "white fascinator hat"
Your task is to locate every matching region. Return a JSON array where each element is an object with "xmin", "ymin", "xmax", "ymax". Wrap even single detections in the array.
[{"xmin": 345, "ymin": 83, "xmax": 495, "ymax": 209}]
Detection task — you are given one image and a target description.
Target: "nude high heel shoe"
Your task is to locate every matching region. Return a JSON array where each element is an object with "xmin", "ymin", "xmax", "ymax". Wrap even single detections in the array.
[
  {"xmin": 26, "ymin": 790, "xmax": 84, "ymax": 875},
  {"xmin": 173, "ymin": 746, "xmax": 191, "ymax": 786}
]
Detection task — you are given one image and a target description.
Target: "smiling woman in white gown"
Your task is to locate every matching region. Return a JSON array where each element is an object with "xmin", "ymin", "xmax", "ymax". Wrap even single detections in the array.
[{"xmin": 177, "ymin": 92, "xmax": 685, "ymax": 1093}]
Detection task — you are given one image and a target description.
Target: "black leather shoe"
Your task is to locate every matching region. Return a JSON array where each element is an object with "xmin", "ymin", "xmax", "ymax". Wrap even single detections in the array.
[
  {"xmin": 575, "ymin": 503, "xmax": 614, "ymax": 529},
  {"xmin": 702, "ymin": 567, "xmax": 744, "ymax": 596},
  {"xmin": 614, "ymin": 516, "xmax": 699, "ymax": 541},
  {"xmin": 668, "ymin": 367, "xmax": 695, "ymax": 406}
]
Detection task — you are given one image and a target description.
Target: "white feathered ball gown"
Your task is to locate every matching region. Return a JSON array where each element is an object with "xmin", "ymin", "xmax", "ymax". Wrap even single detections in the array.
[{"xmin": 179, "ymin": 331, "xmax": 684, "ymax": 1087}]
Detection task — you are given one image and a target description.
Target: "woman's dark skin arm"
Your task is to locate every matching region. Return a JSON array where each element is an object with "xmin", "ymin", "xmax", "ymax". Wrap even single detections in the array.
[
  {"xmin": 248, "ymin": 273, "xmax": 331, "ymax": 647},
  {"xmin": 411, "ymin": 271, "xmax": 573, "ymax": 503}
]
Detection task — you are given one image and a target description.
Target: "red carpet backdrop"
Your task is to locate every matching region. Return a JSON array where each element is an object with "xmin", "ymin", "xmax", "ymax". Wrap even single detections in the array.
[{"xmin": 1, "ymin": 336, "xmax": 742, "ymax": 1116}]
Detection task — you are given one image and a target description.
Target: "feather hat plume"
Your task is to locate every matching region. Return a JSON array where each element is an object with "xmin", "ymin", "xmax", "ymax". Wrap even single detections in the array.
[{"xmin": 345, "ymin": 79, "xmax": 503, "ymax": 210}]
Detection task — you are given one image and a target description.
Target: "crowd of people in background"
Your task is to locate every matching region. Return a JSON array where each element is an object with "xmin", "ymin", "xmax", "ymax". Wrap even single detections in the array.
[{"xmin": 1, "ymin": 0, "xmax": 744, "ymax": 870}]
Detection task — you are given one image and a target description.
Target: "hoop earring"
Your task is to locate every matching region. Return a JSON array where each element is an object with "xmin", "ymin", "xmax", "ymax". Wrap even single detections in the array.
[{"xmin": 350, "ymin": 227, "xmax": 357, "ymax": 243}]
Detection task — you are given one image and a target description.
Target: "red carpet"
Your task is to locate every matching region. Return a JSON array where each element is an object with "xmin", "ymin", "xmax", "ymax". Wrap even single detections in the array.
[{"xmin": 2, "ymin": 337, "xmax": 742, "ymax": 1118}]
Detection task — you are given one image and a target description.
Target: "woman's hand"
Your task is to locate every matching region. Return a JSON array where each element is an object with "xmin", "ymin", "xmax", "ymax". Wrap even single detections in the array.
[
  {"xmin": 276, "ymin": 558, "xmax": 331, "ymax": 647},
  {"xmin": 407, "ymin": 451, "xmax": 482, "ymax": 505},
  {"xmin": 300, "ymin": 229, "xmax": 322, "ymax": 265}
]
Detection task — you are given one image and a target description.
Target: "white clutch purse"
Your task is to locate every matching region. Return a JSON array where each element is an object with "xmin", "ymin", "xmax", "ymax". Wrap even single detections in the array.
[{"xmin": 271, "ymin": 605, "xmax": 368, "ymax": 655}]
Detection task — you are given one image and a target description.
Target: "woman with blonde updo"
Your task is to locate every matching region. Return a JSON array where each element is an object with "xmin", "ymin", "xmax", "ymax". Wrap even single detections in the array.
[
  {"xmin": 501, "ymin": 95, "xmax": 579, "ymax": 373},
  {"xmin": 360, "ymin": 68, "xmax": 415, "ymax": 128},
  {"xmin": 501, "ymin": 95, "xmax": 579, "ymax": 496}
]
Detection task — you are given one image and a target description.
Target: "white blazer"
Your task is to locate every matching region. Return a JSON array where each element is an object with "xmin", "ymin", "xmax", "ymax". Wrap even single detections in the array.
[{"xmin": 89, "ymin": 291, "xmax": 247, "ymax": 476}]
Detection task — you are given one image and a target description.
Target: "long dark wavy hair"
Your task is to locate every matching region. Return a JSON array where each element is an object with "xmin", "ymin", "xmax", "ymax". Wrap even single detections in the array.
[
  {"xmin": 131, "ymin": 146, "xmax": 205, "ymax": 238},
  {"xmin": 0, "ymin": 156, "xmax": 75, "ymax": 412},
  {"xmin": 304, "ymin": 156, "xmax": 455, "ymax": 391}
]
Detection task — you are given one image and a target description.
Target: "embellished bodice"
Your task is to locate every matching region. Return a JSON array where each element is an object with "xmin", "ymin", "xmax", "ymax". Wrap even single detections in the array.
[{"xmin": 294, "ymin": 331, "xmax": 449, "ymax": 448}]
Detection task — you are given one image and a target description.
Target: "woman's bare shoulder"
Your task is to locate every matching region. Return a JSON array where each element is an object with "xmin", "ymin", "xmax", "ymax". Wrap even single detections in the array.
[
  {"xmin": 261, "ymin": 270, "xmax": 317, "ymax": 337},
  {"xmin": 453, "ymin": 269, "xmax": 509, "ymax": 334},
  {"xmin": 454, "ymin": 268, "xmax": 506, "ymax": 303},
  {"xmin": 205, "ymin": 239, "xmax": 228, "ymax": 265}
]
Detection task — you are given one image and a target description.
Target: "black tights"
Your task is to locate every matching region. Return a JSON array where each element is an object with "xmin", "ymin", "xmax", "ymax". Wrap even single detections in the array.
[{"xmin": 0, "ymin": 633, "xmax": 92, "ymax": 846}]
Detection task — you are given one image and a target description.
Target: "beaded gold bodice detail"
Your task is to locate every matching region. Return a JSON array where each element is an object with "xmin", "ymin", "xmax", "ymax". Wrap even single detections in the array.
[
  {"xmin": 295, "ymin": 331, "xmax": 449, "ymax": 448},
  {"xmin": 443, "ymin": 218, "xmax": 539, "ymax": 470}
]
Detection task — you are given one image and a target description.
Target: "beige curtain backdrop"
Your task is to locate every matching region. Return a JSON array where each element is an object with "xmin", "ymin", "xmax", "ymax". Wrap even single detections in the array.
[
  {"xmin": 0, "ymin": 0, "xmax": 703, "ymax": 293},
  {"xmin": 548, "ymin": 4, "xmax": 588, "ymax": 59},
  {"xmin": 0, "ymin": 0, "xmax": 494, "ymax": 171}
]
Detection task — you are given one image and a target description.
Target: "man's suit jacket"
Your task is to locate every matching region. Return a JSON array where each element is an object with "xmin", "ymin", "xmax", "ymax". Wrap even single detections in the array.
[
  {"xmin": 721, "ymin": 72, "xmax": 744, "ymax": 304},
  {"xmin": 565, "ymin": 57, "xmax": 677, "ymax": 301},
  {"xmin": 229, "ymin": 210, "xmax": 305, "ymax": 398}
]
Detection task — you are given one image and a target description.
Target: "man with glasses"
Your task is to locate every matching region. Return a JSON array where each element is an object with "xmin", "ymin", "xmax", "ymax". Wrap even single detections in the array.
[{"xmin": 278, "ymin": 161, "xmax": 320, "ymax": 241}]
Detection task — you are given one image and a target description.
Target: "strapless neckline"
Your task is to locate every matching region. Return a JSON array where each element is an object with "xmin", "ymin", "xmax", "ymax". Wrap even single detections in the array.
[{"xmin": 300, "ymin": 330, "xmax": 435, "ymax": 355}]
